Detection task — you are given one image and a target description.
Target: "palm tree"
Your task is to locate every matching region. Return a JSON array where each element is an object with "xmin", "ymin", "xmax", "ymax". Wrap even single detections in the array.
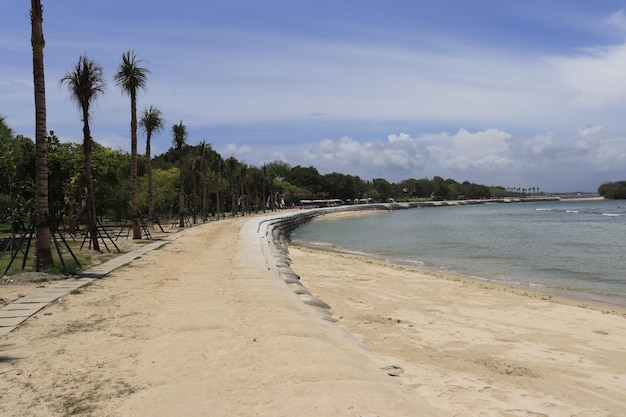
[
  {"xmin": 30, "ymin": 0, "xmax": 53, "ymax": 270},
  {"xmin": 198, "ymin": 141, "xmax": 212, "ymax": 222},
  {"xmin": 226, "ymin": 156, "xmax": 238, "ymax": 216},
  {"xmin": 60, "ymin": 54, "xmax": 106, "ymax": 251},
  {"xmin": 261, "ymin": 164, "xmax": 267, "ymax": 213},
  {"xmin": 213, "ymin": 156, "xmax": 223, "ymax": 220},
  {"xmin": 114, "ymin": 51, "xmax": 149, "ymax": 240},
  {"xmin": 139, "ymin": 105, "xmax": 165, "ymax": 227},
  {"xmin": 172, "ymin": 121, "xmax": 187, "ymax": 227}
]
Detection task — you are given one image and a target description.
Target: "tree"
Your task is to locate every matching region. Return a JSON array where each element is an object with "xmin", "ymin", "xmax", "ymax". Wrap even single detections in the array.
[
  {"xmin": 213, "ymin": 156, "xmax": 223, "ymax": 219},
  {"xmin": 60, "ymin": 54, "xmax": 106, "ymax": 251},
  {"xmin": 198, "ymin": 141, "xmax": 212, "ymax": 221},
  {"xmin": 225, "ymin": 156, "xmax": 239, "ymax": 216},
  {"xmin": 114, "ymin": 51, "xmax": 149, "ymax": 239},
  {"xmin": 172, "ymin": 121, "xmax": 187, "ymax": 227},
  {"xmin": 139, "ymin": 105, "xmax": 165, "ymax": 226},
  {"xmin": 598, "ymin": 181, "xmax": 626, "ymax": 199},
  {"xmin": 30, "ymin": 0, "xmax": 53, "ymax": 270}
]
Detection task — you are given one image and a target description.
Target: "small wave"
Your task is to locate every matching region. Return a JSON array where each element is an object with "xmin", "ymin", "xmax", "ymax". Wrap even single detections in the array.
[
  {"xmin": 535, "ymin": 208, "xmax": 553, "ymax": 211},
  {"xmin": 602, "ymin": 213, "xmax": 622, "ymax": 217},
  {"xmin": 566, "ymin": 210, "xmax": 579, "ymax": 213}
]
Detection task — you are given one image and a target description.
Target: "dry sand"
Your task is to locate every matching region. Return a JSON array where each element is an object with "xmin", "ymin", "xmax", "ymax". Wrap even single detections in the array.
[{"xmin": 1, "ymin": 211, "xmax": 625, "ymax": 417}]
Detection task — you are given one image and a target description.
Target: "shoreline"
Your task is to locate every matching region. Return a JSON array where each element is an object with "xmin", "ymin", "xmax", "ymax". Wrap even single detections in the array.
[{"xmin": 290, "ymin": 239, "xmax": 626, "ymax": 317}]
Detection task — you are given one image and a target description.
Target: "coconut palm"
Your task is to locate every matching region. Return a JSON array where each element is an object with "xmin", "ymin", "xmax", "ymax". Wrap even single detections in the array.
[
  {"xmin": 172, "ymin": 121, "xmax": 187, "ymax": 227},
  {"xmin": 30, "ymin": 0, "xmax": 53, "ymax": 269},
  {"xmin": 139, "ymin": 105, "xmax": 165, "ymax": 227},
  {"xmin": 60, "ymin": 54, "xmax": 106, "ymax": 251},
  {"xmin": 226, "ymin": 156, "xmax": 239, "ymax": 216},
  {"xmin": 193, "ymin": 140, "xmax": 212, "ymax": 222},
  {"xmin": 114, "ymin": 51, "xmax": 149, "ymax": 240},
  {"xmin": 213, "ymin": 156, "xmax": 223, "ymax": 220}
]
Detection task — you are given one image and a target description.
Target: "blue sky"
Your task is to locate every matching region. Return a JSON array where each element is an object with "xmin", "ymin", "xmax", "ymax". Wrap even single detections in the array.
[{"xmin": 3, "ymin": 1, "xmax": 626, "ymax": 192}]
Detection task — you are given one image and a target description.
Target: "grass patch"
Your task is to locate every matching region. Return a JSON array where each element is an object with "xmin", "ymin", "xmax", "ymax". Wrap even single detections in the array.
[{"xmin": 61, "ymin": 393, "xmax": 97, "ymax": 416}]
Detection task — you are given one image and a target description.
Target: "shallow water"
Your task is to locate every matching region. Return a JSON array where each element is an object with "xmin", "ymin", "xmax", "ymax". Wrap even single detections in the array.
[{"xmin": 291, "ymin": 199, "xmax": 626, "ymax": 305}]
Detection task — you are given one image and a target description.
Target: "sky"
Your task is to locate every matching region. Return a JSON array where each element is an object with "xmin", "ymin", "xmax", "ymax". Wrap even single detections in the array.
[{"xmin": 2, "ymin": 1, "xmax": 626, "ymax": 192}]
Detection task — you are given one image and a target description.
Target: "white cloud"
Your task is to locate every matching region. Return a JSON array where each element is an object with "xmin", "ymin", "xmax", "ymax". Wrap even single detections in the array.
[
  {"xmin": 606, "ymin": 9, "xmax": 626, "ymax": 32},
  {"xmin": 549, "ymin": 43, "xmax": 626, "ymax": 108},
  {"xmin": 232, "ymin": 125, "xmax": 626, "ymax": 191}
]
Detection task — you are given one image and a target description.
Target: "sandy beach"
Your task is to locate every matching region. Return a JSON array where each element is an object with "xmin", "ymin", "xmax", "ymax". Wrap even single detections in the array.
[{"xmin": 1, "ymin": 211, "xmax": 625, "ymax": 416}]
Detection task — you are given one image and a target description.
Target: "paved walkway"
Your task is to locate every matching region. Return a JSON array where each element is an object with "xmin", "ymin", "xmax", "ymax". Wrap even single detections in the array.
[{"xmin": 0, "ymin": 229, "xmax": 188, "ymax": 336}]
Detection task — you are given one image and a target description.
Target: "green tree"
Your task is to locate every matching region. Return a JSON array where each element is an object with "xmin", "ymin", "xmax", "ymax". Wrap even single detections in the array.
[
  {"xmin": 172, "ymin": 121, "xmax": 187, "ymax": 227},
  {"xmin": 598, "ymin": 181, "xmax": 626, "ymax": 199},
  {"xmin": 0, "ymin": 125, "xmax": 35, "ymax": 232},
  {"xmin": 285, "ymin": 165, "xmax": 323, "ymax": 197},
  {"xmin": 114, "ymin": 51, "xmax": 149, "ymax": 239},
  {"xmin": 198, "ymin": 141, "xmax": 212, "ymax": 221},
  {"xmin": 139, "ymin": 105, "xmax": 165, "ymax": 226},
  {"xmin": 46, "ymin": 132, "xmax": 82, "ymax": 225},
  {"xmin": 30, "ymin": 0, "xmax": 53, "ymax": 270},
  {"xmin": 60, "ymin": 54, "xmax": 106, "ymax": 251},
  {"xmin": 225, "ymin": 156, "xmax": 239, "ymax": 216}
]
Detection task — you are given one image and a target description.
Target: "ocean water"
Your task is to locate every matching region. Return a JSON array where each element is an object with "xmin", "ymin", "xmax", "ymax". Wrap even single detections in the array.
[{"xmin": 291, "ymin": 199, "xmax": 626, "ymax": 305}]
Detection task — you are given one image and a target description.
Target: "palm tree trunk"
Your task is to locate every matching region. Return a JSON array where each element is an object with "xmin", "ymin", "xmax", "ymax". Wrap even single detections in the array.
[
  {"xmin": 130, "ymin": 92, "xmax": 141, "ymax": 239},
  {"xmin": 31, "ymin": 0, "xmax": 53, "ymax": 270},
  {"xmin": 178, "ymin": 148, "xmax": 185, "ymax": 227},
  {"xmin": 146, "ymin": 132, "xmax": 154, "ymax": 227},
  {"xmin": 202, "ymin": 171, "xmax": 208, "ymax": 222},
  {"xmin": 192, "ymin": 170, "xmax": 197, "ymax": 224},
  {"xmin": 215, "ymin": 169, "xmax": 221, "ymax": 221},
  {"xmin": 82, "ymin": 106, "xmax": 100, "ymax": 251}
]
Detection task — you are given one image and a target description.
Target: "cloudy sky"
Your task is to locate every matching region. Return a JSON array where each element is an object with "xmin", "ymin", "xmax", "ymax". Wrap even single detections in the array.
[{"xmin": 3, "ymin": 1, "xmax": 626, "ymax": 192}]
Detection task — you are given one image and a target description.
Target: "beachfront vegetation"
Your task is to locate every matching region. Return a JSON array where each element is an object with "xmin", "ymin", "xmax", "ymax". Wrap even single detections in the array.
[
  {"xmin": 598, "ymin": 181, "xmax": 626, "ymax": 199},
  {"xmin": 1, "ymin": 109, "xmax": 529, "ymax": 236}
]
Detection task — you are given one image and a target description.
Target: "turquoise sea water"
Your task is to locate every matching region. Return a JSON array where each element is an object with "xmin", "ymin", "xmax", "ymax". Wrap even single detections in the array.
[{"xmin": 291, "ymin": 199, "xmax": 626, "ymax": 306}]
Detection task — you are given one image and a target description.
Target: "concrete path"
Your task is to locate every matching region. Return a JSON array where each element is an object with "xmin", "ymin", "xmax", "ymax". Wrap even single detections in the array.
[{"xmin": 0, "ymin": 229, "xmax": 188, "ymax": 336}]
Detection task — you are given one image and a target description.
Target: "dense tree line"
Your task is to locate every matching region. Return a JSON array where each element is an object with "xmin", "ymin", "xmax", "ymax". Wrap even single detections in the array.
[
  {"xmin": 2, "ymin": 114, "xmax": 520, "ymax": 232},
  {"xmin": 598, "ymin": 181, "xmax": 626, "ymax": 199}
]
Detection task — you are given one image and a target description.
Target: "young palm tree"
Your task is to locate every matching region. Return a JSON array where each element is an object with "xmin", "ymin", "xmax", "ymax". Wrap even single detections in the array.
[
  {"xmin": 172, "ymin": 121, "xmax": 187, "ymax": 227},
  {"xmin": 60, "ymin": 55, "xmax": 106, "ymax": 251},
  {"xmin": 30, "ymin": 0, "xmax": 53, "ymax": 270},
  {"xmin": 114, "ymin": 51, "xmax": 149, "ymax": 240},
  {"xmin": 139, "ymin": 105, "xmax": 165, "ymax": 227}
]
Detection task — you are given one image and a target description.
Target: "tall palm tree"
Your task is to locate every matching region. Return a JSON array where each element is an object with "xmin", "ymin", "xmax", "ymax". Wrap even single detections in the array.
[
  {"xmin": 139, "ymin": 105, "xmax": 164, "ymax": 227},
  {"xmin": 172, "ymin": 121, "xmax": 187, "ymax": 227},
  {"xmin": 200, "ymin": 141, "xmax": 212, "ymax": 222},
  {"xmin": 226, "ymin": 156, "xmax": 238, "ymax": 216},
  {"xmin": 261, "ymin": 164, "xmax": 268, "ymax": 213},
  {"xmin": 30, "ymin": 0, "xmax": 53, "ymax": 270},
  {"xmin": 60, "ymin": 55, "xmax": 106, "ymax": 251},
  {"xmin": 114, "ymin": 51, "xmax": 149, "ymax": 240},
  {"xmin": 213, "ymin": 157, "xmax": 223, "ymax": 220}
]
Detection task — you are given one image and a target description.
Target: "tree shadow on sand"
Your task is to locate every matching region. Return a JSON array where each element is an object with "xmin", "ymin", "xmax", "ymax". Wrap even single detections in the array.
[{"xmin": 0, "ymin": 343, "xmax": 21, "ymax": 365}]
